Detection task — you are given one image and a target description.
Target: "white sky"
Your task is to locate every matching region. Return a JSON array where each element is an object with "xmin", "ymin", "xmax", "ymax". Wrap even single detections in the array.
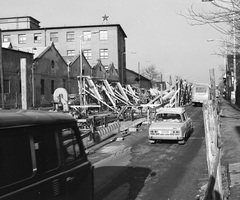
[{"xmin": 0, "ymin": 0, "xmax": 226, "ymax": 84}]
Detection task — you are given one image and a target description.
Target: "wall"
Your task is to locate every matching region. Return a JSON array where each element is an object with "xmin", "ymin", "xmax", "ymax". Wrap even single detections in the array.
[
  {"xmin": 34, "ymin": 46, "xmax": 68, "ymax": 106},
  {"xmin": 0, "ymin": 48, "xmax": 33, "ymax": 108}
]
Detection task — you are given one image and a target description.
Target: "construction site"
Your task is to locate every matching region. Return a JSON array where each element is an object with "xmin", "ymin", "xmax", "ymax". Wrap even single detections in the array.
[{"xmin": 52, "ymin": 76, "xmax": 192, "ymax": 150}]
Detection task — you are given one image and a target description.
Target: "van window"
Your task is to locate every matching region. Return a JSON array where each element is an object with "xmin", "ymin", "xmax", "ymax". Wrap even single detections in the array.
[
  {"xmin": 33, "ymin": 130, "xmax": 59, "ymax": 172},
  {"xmin": 0, "ymin": 132, "xmax": 33, "ymax": 187},
  {"xmin": 62, "ymin": 128, "xmax": 80, "ymax": 164}
]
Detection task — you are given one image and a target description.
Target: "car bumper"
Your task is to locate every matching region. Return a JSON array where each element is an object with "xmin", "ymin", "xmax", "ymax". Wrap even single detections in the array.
[{"xmin": 148, "ymin": 135, "xmax": 184, "ymax": 140}]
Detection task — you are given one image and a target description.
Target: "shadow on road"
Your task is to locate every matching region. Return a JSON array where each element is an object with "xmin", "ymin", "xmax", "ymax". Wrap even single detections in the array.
[
  {"xmin": 94, "ymin": 166, "xmax": 152, "ymax": 200},
  {"xmin": 235, "ymin": 126, "xmax": 240, "ymax": 137}
]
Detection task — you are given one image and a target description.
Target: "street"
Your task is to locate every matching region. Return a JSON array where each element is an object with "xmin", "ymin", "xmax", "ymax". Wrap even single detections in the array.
[{"xmin": 88, "ymin": 105, "xmax": 209, "ymax": 200}]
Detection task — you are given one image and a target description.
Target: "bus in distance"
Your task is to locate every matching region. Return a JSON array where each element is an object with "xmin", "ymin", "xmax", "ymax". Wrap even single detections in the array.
[{"xmin": 191, "ymin": 83, "xmax": 211, "ymax": 106}]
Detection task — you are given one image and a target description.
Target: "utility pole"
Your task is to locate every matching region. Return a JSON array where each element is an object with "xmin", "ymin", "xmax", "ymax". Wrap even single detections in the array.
[{"xmin": 0, "ymin": 29, "xmax": 4, "ymax": 108}]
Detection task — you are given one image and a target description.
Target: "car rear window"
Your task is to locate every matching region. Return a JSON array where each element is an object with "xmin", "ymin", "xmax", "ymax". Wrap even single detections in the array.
[{"xmin": 156, "ymin": 113, "xmax": 182, "ymax": 122}]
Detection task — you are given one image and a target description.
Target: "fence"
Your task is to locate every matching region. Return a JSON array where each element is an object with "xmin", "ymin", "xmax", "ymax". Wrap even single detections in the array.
[{"xmin": 201, "ymin": 100, "xmax": 223, "ymax": 200}]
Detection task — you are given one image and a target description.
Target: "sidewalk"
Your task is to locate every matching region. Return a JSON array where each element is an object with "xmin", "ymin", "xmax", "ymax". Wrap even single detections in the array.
[{"xmin": 220, "ymin": 99, "xmax": 240, "ymax": 199}]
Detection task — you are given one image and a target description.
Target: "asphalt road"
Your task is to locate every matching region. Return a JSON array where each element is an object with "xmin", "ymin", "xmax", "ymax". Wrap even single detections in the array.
[{"xmin": 88, "ymin": 105, "xmax": 209, "ymax": 200}]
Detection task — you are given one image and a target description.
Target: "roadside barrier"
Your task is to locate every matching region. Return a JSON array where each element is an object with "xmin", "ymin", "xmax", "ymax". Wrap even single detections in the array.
[
  {"xmin": 200, "ymin": 100, "xmax": 222, "ymax": 200},
  {"xmin": 95, "ymin": 121, "xmax": 120, "ymax": 142}
]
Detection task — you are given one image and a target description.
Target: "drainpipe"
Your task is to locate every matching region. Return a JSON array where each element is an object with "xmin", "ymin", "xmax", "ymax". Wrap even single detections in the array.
[
  {"xmin": 32, "ymin": 63, "xmax": 35, "ymax": 108},
  {"xmin": 67, "ymin": 62, "xmax": 71, "ymax": 93}
]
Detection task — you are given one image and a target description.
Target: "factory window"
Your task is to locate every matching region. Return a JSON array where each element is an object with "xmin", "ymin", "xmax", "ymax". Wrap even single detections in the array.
[
  {"xmin": 83, "ymin": 31, "xmax": 91, "ymax": 41},
  {"xmin": 18, "ymin": 34, "xmax": 26, "ymax": 44},
  {"xmin": 51, "ymin": 80, "xmax": 54, "ymax": 94},
  {"xmin": 83, "ymin": 49, "xmax": 92, "ymax": 60},
  {"xmin": 100, "ymin": 49, "xmax": 108, "ymax": 59},
  {"xmin": 3, "ymin": 35, "xmax": 10, "ymax": 42},
  {"xmin": 50, "ymin": 32, "xmax": 58, "ymax": 42},
  {"xmin": 100, "ymin": 30, "xmax": 108, "ymax": 40},
  {"xmin": 34, "ymin": 33, "xmax": 42, "ymax": 43},
  {"xmin": 41, "ymin": 79, "xmax": 45, "ymax": 95},
  {"xmin": 66, "ymin": 32, "xmax": 74, "ymax": 42},
  {"xmin": 67, "ymin": 50, "xmax": 75, "ymax": 56},
  {"xmin": 51, "ymin": 60, "xmax": 55, "ymax": 69}
]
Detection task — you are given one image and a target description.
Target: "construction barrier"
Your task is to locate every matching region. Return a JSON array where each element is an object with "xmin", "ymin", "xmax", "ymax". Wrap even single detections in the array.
[{"xmin": 95, "ymin": 121, "xmax": 120, "ymax": 142}]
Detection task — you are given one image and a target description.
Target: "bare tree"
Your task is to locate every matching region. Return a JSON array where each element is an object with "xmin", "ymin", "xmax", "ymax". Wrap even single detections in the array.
[
  {"xmin": 141, "ymin": 64, "xmax": 162, "ymax": 81},
  {"xmin": 179, "ymin": 0, "xmax": 240, "ymax": 54}
]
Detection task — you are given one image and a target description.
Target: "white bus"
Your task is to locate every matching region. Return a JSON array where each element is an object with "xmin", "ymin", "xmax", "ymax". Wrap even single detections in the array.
[{"xmin": 191, "ymin": 83, "xmax": 211, "ymax": 106}]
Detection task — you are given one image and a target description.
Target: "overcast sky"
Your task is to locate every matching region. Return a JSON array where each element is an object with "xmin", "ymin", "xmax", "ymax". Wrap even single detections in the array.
[{"xmin": 1, "ymin": 0, "xmax": 226, "ymax": 84}]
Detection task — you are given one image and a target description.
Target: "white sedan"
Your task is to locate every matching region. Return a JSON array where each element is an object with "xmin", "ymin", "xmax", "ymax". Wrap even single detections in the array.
[{"xmin": 148, "ymin": 107, "xmax": 193, "ymax": 145}]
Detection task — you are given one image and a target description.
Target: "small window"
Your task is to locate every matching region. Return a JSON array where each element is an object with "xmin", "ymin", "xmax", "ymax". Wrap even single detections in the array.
[
  {"xmin": 51, "ymin": 60, "xmax": 55, "ymax": 69},
  {"xmin": 0, "ymin": 131, "xmax": 33, "ymax": 187},
  {"xmin": 67, "ymin": 50, "xmax": 75, "ymax": 56},
  {"xmin": 34, "ymin": 33, "xmax": 41, "ymax": 43},
  {"xmin": 39, "ymin": 130, "xmax": 59, "ymax": 172},
  {"xmin": 62, "ymin": 128, "xmax": 81, "ymax": 164},
  {"xmin": 50, "ymin": 32, "xmax": 58, "ymax": 42},
  {"xmin": 100, "ymin": 30, "xmax": 108, "ymax": 40},
  {"xmin": 83, "ymin": 49, "xmax": 92, "ymax": 60},
  {"xmin": 100, "ymin": 49, "xmax": 108, "ymax": 59},
  {"xmin": 66, "ymin": 31, "xmax": 74, "ymax": 42},
  {"xmin": 3, "ymin": 35, "xmax": 10, "ymax": 42},
  {"xmin": 83, "ymin": 31, "xmax": 91, "ymax": 41},
  {"xmin": 41, "ymin": 79, "xmax": 44, "ymax": 95},
  {"xmin": 18, "ymin": 34, "xmax": 26, "ymax": 44},
  {"xmin": 51, "ymin": 80, "xmax": 54, "ymax": 94}
]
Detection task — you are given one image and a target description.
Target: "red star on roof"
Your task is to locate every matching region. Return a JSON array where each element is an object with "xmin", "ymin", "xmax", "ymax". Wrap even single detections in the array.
[{"xmin": 102, "ymin": 14, "xmax": 109, "ymax": 21}]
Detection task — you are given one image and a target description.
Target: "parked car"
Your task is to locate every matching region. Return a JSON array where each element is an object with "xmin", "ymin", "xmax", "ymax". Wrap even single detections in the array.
[
  {"xmin": 0, "ymin": 109, "xmax": 94, "ymax": 200},
  {"xmin": 148, "ymin": 107, "xmax": 193, "ymax": 144}
]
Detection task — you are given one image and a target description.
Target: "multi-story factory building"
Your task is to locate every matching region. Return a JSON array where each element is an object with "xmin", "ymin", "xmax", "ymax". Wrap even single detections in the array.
[{"xmin": 0, "ymin": 16, "xmax": 127, "ymax": 84}]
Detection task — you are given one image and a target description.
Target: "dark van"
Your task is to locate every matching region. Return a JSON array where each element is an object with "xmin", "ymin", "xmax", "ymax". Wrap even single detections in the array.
[{"xmin": 0, "ymin": 109, "xmax": 94, "ymax": 200}]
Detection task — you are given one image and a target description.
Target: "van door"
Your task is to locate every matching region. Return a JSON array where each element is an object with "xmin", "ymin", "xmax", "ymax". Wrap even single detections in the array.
[
  {"xmin": 33, "ymin": 128, "xmax": 66, "ymax": 199},
  {"xmin": 0, "ymin": 127, "xmax": 66, "ymax": 200},
  {"xmin": 61, "ymin": 128, "xmax": 94, "ymax": 200}
]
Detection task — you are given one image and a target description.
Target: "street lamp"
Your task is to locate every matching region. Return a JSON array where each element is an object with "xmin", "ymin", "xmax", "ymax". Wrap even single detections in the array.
[{"xmin": 79, "ymin": 31, "xmax": 99, "ymax": 106}]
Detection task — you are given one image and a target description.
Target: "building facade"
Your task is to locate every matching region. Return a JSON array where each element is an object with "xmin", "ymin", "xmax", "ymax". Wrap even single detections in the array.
[
  {"xmin": 33, "ymin": 44, "xmax": 69, "ymax": 107},
  {"xmin": 126, "ymin": 68, "xmax": 152, "ymax": 89},
  {"xmin": 0, "ymin": 48, "xmax": 33, "ymax": 108},
  {"xmin": 0, "ymin": 16, "xmax": 127, "ymax": 84}
]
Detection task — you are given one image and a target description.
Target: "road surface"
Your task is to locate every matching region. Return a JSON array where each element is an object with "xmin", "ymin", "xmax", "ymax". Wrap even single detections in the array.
[{"xmin": 88, "ymin": 105, "xmax": 208, "ymax": 200}]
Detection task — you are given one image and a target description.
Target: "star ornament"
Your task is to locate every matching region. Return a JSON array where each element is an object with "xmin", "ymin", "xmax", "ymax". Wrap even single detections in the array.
[{"xmin": 102, "ymin": 14, "xmax": 109, "ymax": 21}]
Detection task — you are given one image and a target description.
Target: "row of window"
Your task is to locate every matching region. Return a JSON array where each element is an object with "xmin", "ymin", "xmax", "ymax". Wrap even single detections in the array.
[
  {"xmin": 67, "ymin": 49, "xmax": 108, "ymax": 59},
  {"xmin": 0, "ymin": 79, "xmax": 66, "ymax": 95},
  {"xmin": 3, "ymin": 30, "xmax": 108, "ymax": 44}
]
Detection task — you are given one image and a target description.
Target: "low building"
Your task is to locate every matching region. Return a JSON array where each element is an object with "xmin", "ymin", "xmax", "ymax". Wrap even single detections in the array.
[
  {"xmin": 126, "ymin": 68, "xmax": 152, "ymax": 89},
  {"xmin": 66, "ymin": 53, "xmax": 92, "ymax": 94},
  {"xmin": 33, "ymin": 43, "xmax": 68, "ymax": 107},
  {"xmin": 0, "ymin": 47, "xmax": 33, "ymax": 108}
]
